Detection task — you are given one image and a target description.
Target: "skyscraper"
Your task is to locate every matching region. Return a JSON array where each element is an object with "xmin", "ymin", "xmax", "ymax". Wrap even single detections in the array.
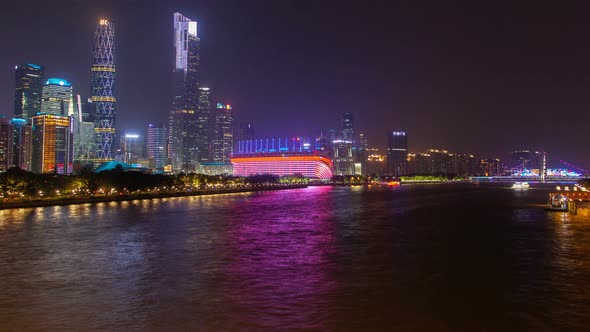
[
  {"xmin": 168, "ymin": 12, "xmax": 200, "ymax": 172},
  {"xmin": 11, "ymin": 118, "xmax": 33, "ymax": 171},
  {"xmin": 387, "ymin": 130, "xmax": 408, "ymax": 176},
  {"xmin": 120, "ymin": 133, "xmax": 145, "ymax": 165},
  {"xmin": 212, "ymin": 103, "xmax": 233, "ymax": 164},
  {"xmin": 332, "ymin": 139, "xmax": 355, "ymax": 175},
  {"xmin": 356, "ymin": 132, "xmax": 368, "ymax": 175},
  {"xmin": 72, "ymin": 95, "xmax": 95, "ymax": 169},
  {"xmin": 196, "ymin": 86, "xmax": 211, "ymax": 162},
  {"xmin": 0, "ymin": 118, "xmax": 14, "ymax": 171},
  {"xmin": 14, "ymin": 64, "xmax": 44, "ymax": 122},
  {"xmin": 341, "ymin": 112, "xmax": 354, "ymax": 141},
  {"xmin": 91, "ymin": 18, "xmax": 116, "ymax": 165},
  {"xmin": 32, "ymin": 114, "xmax": 74, "ymax": 174},
  {"xmin": 147, "ymin": 123, "xmax": 167, "ymax": 171},
  {"xmin": 40, "ymin": 78, "xmax": 74, "ymax": 116}
]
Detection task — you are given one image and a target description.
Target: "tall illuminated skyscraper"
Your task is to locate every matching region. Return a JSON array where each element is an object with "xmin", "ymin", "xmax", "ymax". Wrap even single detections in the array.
[
  {"xmin": 91, "ymin": 18, "xmax": 116, "ymax": 165},
  {"xmin": 212, "ymin": 103, "xmax": 233, "ymax": 164},
  {"xmin": 196, "ymin": 86, "xmax": 211, "ymax": 162},
  {"xmin": 148, "ymin": 123, "xmax": 167, "ymax": 171},
  {"xmin": 14, "ymin": 64, "xmax": 44, "ymax": 122},
  {"xmin": 168, "ymin": 12, "xmax": 200, "ymax": 172},
  {"xmin": 41, "ymin": 78, "xmax": 74, "ymax": 116}
]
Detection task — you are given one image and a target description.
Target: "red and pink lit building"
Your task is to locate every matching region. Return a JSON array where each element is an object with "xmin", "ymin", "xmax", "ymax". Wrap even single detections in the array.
[{"xmin": 231, "ymin": 137, "xmax": 334, "ymax": 179}]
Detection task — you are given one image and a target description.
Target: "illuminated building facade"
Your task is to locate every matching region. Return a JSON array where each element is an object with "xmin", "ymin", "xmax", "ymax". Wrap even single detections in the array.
[
  {"xmin": 236, "ymin": 136, "xmax": 321, "ymax": 154},
  {"xmin": 169, "ymin": 12, "xmax": 200, "ymax": 172},
  {"xmin": 91, "ymin": 18, "xmax": 116, "ymax": 164},
  {"xmin": 481, "ymin": 158, "xmax": 503, "ymax": 176},
  {"xmin": 212, "ymin": 103, "xmax": 233, "ymax": 164},
  {"xmin": 41, "ymin": 78, "xmax": 74, "ymax": 116},
  {"xmin": 196, "ymin": 162, "xmax": 233, "ymax": 175},
  {"xmin": 196, "ymin": 87, "xmax": 211, "ymax": 162},
  {"xmin": 232, "ymin": 155, "xmax": 334, "ymax": 179},
  {"xmin": 356, "ymin": 132, "xmax": 368, "ymax": 175},
  {"xmin": 120, "ymin": 133, "xmax": 145, "ymax": 165},
  {"xmin": 332, "ymin": 139, "xmax": 355, "ymax": 175},
  {"xmin": 76, "ymin": 95, "xmax": 94, "ymax": 122},
  {"xmin": 147, "ymin": 123, "xmax": 167, "ymax": 171},
  {"xmin": 387, "ymin": 130, "xmax": 407, "ymax": 176},
  {"xmin": 233, "ymin": 137, "xmax": 334, "ymax": 179},
  {"xmin": 32, "ymin": 114, "xmax": 74, "ymax": 174},
  {"xmin": 14, "ymin": 64, "xmax": 44, "ymax": 122},
  {"xmin": 512, "ymin": 168, "xmax": 580, "ymax": 178},
  {"xmin": 406, "ymin": 149, "xmax": 478, "ymax": 176},
  {"xmin": 0, "ymin": 119, "xmax": 14, "ymax": 171},
  {"xmin": 11, "ymin": 119, "xmax": 33, "ymax": 171},
  {"xmin": 365, "ymin": 148, "xmax": 386, "ymax": 175},
  {"xmin": 73, "ymin": 95, "xmax": 95, "ymax": 167}
]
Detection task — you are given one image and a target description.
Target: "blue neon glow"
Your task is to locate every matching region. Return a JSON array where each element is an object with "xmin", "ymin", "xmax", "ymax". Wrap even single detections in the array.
[
  {"xmin": 512, "ymin": 168, "xmax": 581, "ymax": 177},
  {"xmin": 45, "ymin": 78, "xmax": 72, "ymax": 87},
  {"xmin": 11, "ymin": 118, "xmax": 27, "ymax": 125},
  {"xmin": 235, "ymin": 136, "xmax": 324, "ymax": 154},
  {"xmin": 27, "ymin": 63, "xmax": 42, "ymax": 70}
]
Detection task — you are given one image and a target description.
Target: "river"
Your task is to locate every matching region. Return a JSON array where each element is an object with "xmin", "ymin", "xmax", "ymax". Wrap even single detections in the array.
[{"xmin": 0, "ymin": 183, "xmax": 588, "ymax": 331}]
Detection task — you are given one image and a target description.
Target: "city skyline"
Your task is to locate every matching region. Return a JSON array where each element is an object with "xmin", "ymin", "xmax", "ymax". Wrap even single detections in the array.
[
  {"xmin": 1, "ymin": 1, "xmax": 589, "ymax": 167},
  {"xmin": 91, "ymin": 18, "xmax": 117, "ymax": 163}
]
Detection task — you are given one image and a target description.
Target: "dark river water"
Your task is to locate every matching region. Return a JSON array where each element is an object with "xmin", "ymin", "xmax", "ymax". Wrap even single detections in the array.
[{"xmin": 1, "ymin": 183, "xmax": 589, "ymax": 331}]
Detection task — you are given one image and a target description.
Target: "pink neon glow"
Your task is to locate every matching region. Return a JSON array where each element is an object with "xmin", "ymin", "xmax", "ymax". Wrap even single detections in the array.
[{"xmin": 232, "ymin": 156, "xmax": 334, "ymax": 179}]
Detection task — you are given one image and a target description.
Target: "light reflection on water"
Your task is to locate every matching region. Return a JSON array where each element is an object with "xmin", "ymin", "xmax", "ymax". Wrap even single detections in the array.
[
  {"xmin": 0, "ymin": 183, "xmax": 588, "ymax": 331},
  {"xmin": 222, "ymin": 186, "xmax": 337, "ymax": 330}
]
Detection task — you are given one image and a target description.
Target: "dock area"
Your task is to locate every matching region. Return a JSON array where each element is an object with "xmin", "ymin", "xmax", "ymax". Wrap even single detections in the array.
[{"xmin": 547, "ymin": 186, "xmax": 590, "ymax": 215}]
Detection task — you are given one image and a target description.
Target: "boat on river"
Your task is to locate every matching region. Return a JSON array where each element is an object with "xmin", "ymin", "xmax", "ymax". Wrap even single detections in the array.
[
  {"xmin": 545, "ymin": 193, "xmax": 569, "ymax": 212},
  {"xmin": 511, "ymin": 182, "xmax": 530, "ymax": 190}
]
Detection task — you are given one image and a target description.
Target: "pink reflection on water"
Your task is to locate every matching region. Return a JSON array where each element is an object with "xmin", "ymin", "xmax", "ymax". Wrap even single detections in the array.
[{"xmin": 222, "ymin": 186, "xmax": 338, "ymax": 330}]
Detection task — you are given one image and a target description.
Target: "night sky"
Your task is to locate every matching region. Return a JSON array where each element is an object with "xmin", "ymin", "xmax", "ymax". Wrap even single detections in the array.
[{"xmin": 1, "ymin": 0, "xmax": 589, "ymax": 167}]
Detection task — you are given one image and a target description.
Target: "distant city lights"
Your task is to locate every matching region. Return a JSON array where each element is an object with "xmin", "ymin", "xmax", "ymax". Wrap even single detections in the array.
[{"xmin": 512, "ymin": 168, "xmax": 581, "ymax": 177}]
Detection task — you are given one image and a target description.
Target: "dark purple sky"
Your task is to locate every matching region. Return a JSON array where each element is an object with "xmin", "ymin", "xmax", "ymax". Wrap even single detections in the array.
[{"xmin": 1, "ymin": 0, "xmax": 589, "ymax": 167}]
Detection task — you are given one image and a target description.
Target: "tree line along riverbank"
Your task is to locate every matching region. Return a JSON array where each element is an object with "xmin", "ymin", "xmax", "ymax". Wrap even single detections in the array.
[
  {"xmin": 0, "ymin": 184, "xmax": 308, "ymax": 210},
  {"xmin": 0, "ymin": 167, "xmax": 309, "ymax": 210}
]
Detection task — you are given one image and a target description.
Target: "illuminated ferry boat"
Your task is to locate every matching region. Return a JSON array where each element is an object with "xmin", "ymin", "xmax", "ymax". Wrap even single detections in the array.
[{"xmin": 511, "ymin": 182, "xmax": 530, "ymax": 190}]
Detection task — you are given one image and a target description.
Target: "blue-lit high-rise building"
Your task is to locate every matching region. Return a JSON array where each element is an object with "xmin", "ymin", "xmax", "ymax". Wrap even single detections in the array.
[
  {"xmin": 148, "ymin": 123, "xmax": 167, "ymax": 172},
  {"xmin": 14, "ymin": 64, "xmax": 44, "ymax": 122},
  {"xmin": 41, "ymin": 78, "xmax": 74, "ymax": 116},
  {"xmin": 91, "ymin": 18, "xmax": 116, "ymax": 165},
  {"xmin": 168, "ymin": 12, "xmax": 200, "ymax": 172}
]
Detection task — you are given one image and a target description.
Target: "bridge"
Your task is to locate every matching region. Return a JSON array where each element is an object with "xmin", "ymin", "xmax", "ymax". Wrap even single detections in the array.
[
  {"xmin": 471, "ymin": 155, "xmax": 587, "ymax": 183},
  {"xmin": 470, "ymin": 175, "xmax": 582, "ymax": 183}
]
